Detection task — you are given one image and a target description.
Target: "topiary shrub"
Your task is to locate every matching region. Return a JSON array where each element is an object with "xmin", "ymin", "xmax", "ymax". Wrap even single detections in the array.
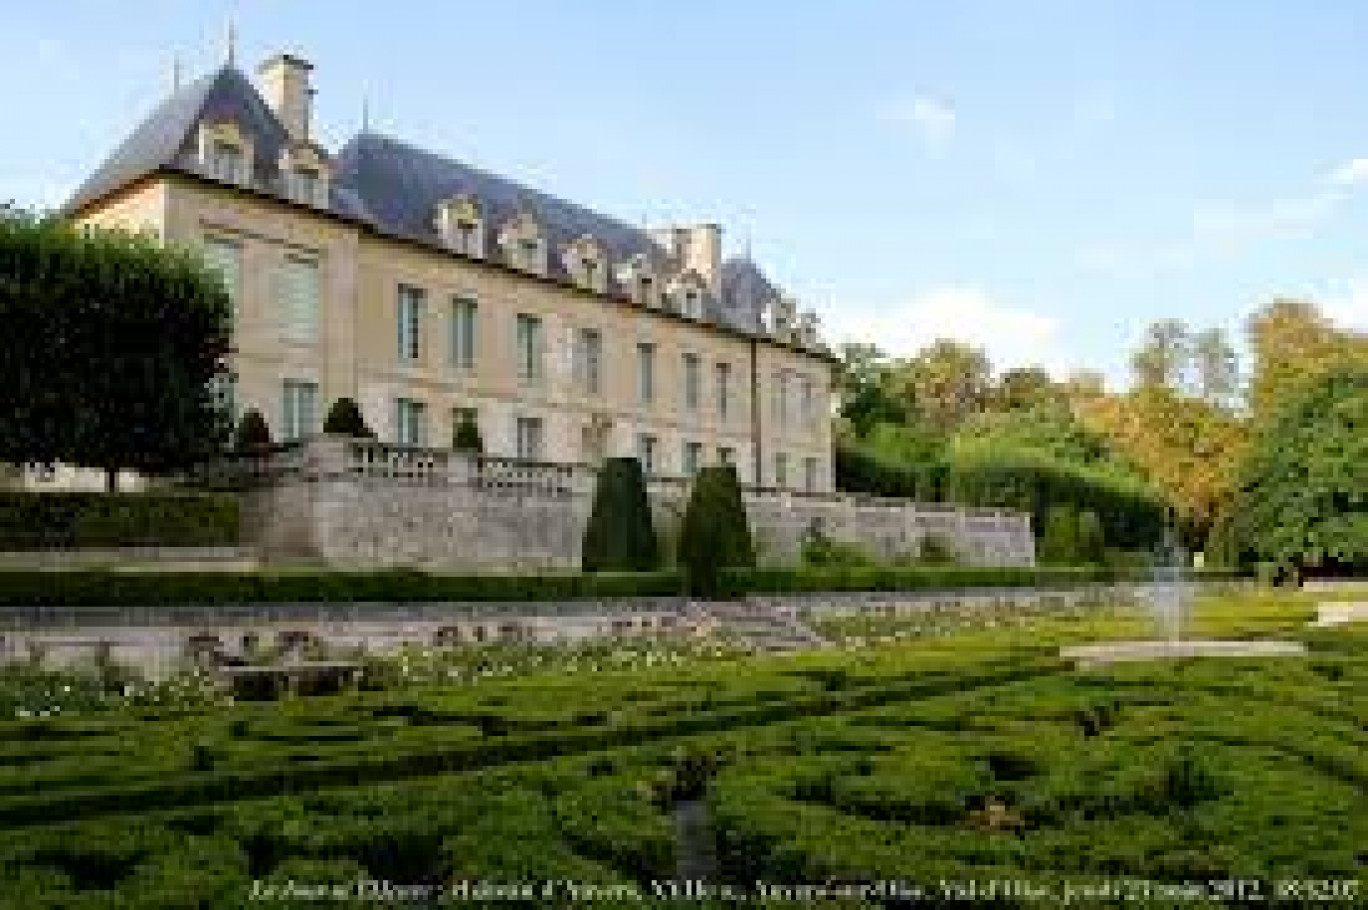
[
  {"xmin": 800, "ymin": 524, "xmax": 875, "ymax": 568},
  {"xmin": 1076, "ymin": 510, "xmax": 1106, "ymax": 566},
  {"xmin": 452, "ymin": 412, "xmax": 484, "ymax": 454},
  {"xmin": 1039, "ymin": 505, "xmax": 1080, "ymax": 565},
  {"xmin": 678, "ymin": 465, "xmax": 755, "ymax": 598},
  {"xmin": 321, "ymin": 398, "xmax": 374, "ymax": 438},
  {"xmin": 916, "ymin": 533, "xmax": 960, "ymax": 566},
  {"xmin": 582, "ymin": 457, "xmax": 660, "ymax": 572},
  {"xmin": 232, "ymin": 410, "xmax": 272, "ymax": 453}
]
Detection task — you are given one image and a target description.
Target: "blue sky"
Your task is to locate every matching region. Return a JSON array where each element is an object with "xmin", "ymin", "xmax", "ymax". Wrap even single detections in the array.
[{"xmin": 6, "ymin": 1, "xmax": 1368, "ymax": 386}]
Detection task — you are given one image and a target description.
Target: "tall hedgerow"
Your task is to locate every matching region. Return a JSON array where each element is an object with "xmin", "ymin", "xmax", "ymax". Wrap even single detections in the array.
[
  {"xmin": 582, "ymin": 457, "xmax": 659, "ymax": 572},
  {"xmin": 678, "ymin": 464, "xmax": 755, "ymax": 598}
]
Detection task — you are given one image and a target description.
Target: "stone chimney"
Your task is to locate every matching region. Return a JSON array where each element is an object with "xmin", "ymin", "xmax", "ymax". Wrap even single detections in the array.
[
  {"xmin": 650, "ymin": 223, "xmax": 722, "ymax": 295},
  {"xmin": 258, "ymin": 54, "xmax": 315, "ymax": 143}
]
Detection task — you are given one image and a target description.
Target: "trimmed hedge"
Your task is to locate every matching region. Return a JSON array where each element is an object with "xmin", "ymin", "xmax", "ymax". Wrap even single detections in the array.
[
  {"xmin": 724, "ymin": 564, "xmax": 1248, "ymax": 597},
  {"xmin": 0, "ymin": 491, "xmax": 239, "ymax": 550},
  {"xmin": 0, "ymin": 568, "xmax": 684, "ymax": 607}
]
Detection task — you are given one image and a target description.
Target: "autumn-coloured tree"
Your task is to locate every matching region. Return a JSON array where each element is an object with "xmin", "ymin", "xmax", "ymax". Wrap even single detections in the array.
[
  {"xmin": 892, "ymin": 339, "xmax": 993, "ymax": 434},
  {"xmin": 1245, "ymin": 299, "xmax": 1368, "ymax": 422}
]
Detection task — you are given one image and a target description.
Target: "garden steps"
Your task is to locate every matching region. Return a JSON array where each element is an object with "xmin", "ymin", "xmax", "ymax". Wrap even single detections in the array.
[{"xmin": 698, "ymin": 600, "xmax": 828, "ymax": 652}]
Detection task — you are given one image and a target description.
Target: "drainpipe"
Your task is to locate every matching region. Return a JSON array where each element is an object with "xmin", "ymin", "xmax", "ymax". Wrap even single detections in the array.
[{"xmin": 749, "ymin": 337, "xmax": 762, "ymax": 487}]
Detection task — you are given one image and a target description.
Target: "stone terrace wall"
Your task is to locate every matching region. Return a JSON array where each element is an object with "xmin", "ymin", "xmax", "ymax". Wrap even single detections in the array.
[{"xmin": 230, "ymin": 436, "xmax": 1034, "ymax": 571}]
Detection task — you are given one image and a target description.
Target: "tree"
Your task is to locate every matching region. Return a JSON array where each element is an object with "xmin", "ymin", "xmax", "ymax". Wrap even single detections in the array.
[
  {"xmin": 1246, "ymin": 298, "xmax": 1368, "ymax": 422},
  {"xmin": 452, "ymin": 411, "xmax": 484, "ymax": 454},
  {"xmin": 677, "ymin": 465, "xmax": 755, "ymax": 598},
  {"xmin": 1189, "ymin": 327, "xmax": 1240, "ymax": 407},
  {"xmin": 951, "ymin": 404, "xmax": 1114, "ymax": 467},
  {"xmin": 232, "ymin": 410, "xmax": 272, "ymax": 452},
  {"xmin": 322, "ymin": 398, "xmax": 374, "ymax": 438},
  {"xmin": 835, "ymin": 343, "xmax": 906, "ymax": 436},
  {"xmin": 893, "ymin": 339, "xmax": 992, "ymax": 434},
  {"xmin": 1220, "ymin": 368, "xmax": 1368, "ymax": 575},
  {"xmin": 994, "ymin": 366, "xmax": 1061, "ymax": 412},
  {"xmin": 0, "ymin": 210, "xmax": 231, "ymax": 491},
  {"xmin": 582, "ymin": 457, "xmax": 659, "ymax": 572},
  {"xmin": 1131, "ymin": 318, "xmax": 1190, "ymax": 391}
]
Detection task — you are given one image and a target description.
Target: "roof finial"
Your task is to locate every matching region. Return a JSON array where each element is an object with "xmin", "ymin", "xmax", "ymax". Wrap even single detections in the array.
[
  {"xmin": 361, "ymin": 97, "xmax": 370, "ymax": 133},
  {"xmin": 224, "ymin": 18, "xmax": 238, "ymax": 67},
  {"xmin": 171, "ymin": 56, "xmax": 182, "ymax": 93}
]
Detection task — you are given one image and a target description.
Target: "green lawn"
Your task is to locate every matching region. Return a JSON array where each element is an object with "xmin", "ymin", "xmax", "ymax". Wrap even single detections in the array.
[{"xmin": 0, "ymin": 588, "xmax": 1362, "ymax": 908}]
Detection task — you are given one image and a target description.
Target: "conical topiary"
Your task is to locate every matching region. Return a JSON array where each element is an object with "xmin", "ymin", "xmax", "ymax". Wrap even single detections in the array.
[
  {"xmin": 232, "ymin": 409, "xmax": 272, "ymax": 452},
  {"xmin": 677, "ymin": 464, "xmax": 755, "ymax": 598},
  {"xmin": 322, "ymin": 398, "xmax": 374, "ymax": 438},
  {"xmin": 582, "ymin": 457, "xmax": 659, "ymax": 572},
  {"xmin": 452, "ymin": 411, "xmax": 484, "ymax": 454}
]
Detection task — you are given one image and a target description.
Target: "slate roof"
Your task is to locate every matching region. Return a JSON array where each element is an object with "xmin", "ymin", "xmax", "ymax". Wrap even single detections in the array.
[{"xmin": 65, "ymin": 64, "xmax": 816, "ymax": 346}]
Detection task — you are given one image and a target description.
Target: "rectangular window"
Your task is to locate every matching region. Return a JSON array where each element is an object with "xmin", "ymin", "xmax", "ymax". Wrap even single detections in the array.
[
  {"xmin": 394, "ymin": 398, "xmax": 428, "ymax": 446},
  {"xmin": 281, "ymin": 379, "xmax": 318, "ymax": 441},
  {"xmin": 294, "ymin": 167, "xmax": 320, "ymax": 206},
  {"xmin": 574, "ymin": 328, "xmax": 603, "ymax": 395},
  {"xmin": 800, "ymin": 377, "xmax": 815, "ymax": 427},
  {"xmin": 804, "ymin": 456, "xmax": 819, "ymax": 493},
  {"xmin": 636, "ymin": 434, "xmax": 658, "ymax": 475},
  {"xmin": 211, "ymin": 141, "xmax": 243, "ymax": 183},
  {"xmin": 773, "ymin": 372, "xmax": 789, "ymax": 427},
  {"xmin": 203, "ymin": 237, "xmax": 241, "ymax": 326},
  {"xmin": 775, "ymin": 452, "xmax": 789, "ymax": 489},
  {"xmin": 450, "ymin": 296, "xmax": 477, "ymax": 370},
  {"xmin": 515, "ymin": 416, "xmax": 544, "ymax": 461},
  {"xmin": 278, "ymin": 257, "xmax": 319, "ymax": 343},
  {"xmin": 682, "ymin": 353, "xmax": 701, "ymax": 412},
  {"xmin": 516, "ymin": 314, "xmax": 543, "ymax": 383},
  {"xmin": 636, "ymin": 342, "xmax": 656, "ymax": 405},
  {"xmin": 715, "ymin": 362, "xmax": 732, "ymax": 421},
  {"xmin": 682, "ymin": 441, "xmax": 703, "ymax": 476},
  {"xmin": 397, "ymin": 285, "xmax": 425, "ymax": 362}
]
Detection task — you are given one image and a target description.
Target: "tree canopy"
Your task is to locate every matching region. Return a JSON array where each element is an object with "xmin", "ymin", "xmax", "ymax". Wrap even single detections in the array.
[
  {"xmin": 0, "ymin": 210, "xmax": 232, "ymax": 489},
  {"xmin": 1216, "ymin": 368, "xmax": 1368, "ymax": 574}
]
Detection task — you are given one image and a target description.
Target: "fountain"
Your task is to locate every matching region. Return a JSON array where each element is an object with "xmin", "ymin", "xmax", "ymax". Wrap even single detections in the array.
[{"xmin": 1060, "ymin": 523, "xmax": 1306, "ymax": 667}]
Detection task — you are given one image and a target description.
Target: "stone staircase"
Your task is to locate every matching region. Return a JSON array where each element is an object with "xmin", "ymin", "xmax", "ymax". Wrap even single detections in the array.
[{"xmin": 695, "ymin": 600, "xmax": 828, "ymax": 653}]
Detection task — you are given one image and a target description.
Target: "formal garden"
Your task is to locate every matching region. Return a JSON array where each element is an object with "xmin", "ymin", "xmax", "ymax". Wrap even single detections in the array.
[{"xmin": 0, "ymin": 587, "xmax": 1364, "ymax": 907}]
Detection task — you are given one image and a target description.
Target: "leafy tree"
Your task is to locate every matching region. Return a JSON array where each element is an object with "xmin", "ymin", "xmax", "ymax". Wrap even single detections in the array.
[
  {"xmin": 321, "ymin": 398, "xmax": 374, "ymax": 438},
  {"xmin": 864, "ymin": 421, "xmax": 944, "ymax": 466},
  {"xmin": 452, "ymin": 411, "xmax": 484, "ymax": 454},
  {"xmin": 232, "ymin": 410, "xmax": 272, "ymax": 452},
  {"xmin": 893, "ymin": 339, "xmax": 993, "ymax": 434},
  {"xmin": 1189, "ymin": 327, "xmax": 1240, "ymax": 407},
  {"xmin": 1246, "ymin": 298, "xmax": 1368, "ymax": 423},
  {"xmin": 836, "ymin": 343, "xmax": 906, "ymax": 436},
  {"xmin": 582, "ymin": 457, "xmax": 659, "ymax": 572},
  {"xmin": 0, "ymin": 210, "xmax": 231, "ymax": 491},
  {"xmin": 994, "ymin": 366, "xmax": 1062, "ymax": 412},
  {"xmin": 1220, "ymin": 368, "xmax": 1368, "ymax": 575},
  {"xmin": 951, "ymin": 403, "xmax": 1115, "ymax": 467},
  {"xmin": 678, "ymin": 465, "xmax": 755, "ymax": 598},
  {"xmin": 1131, "ymin": 318, "xmax": 1190, "ymax": 391}
]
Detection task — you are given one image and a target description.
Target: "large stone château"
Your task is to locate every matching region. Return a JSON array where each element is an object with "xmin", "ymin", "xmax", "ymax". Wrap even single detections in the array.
[{"xmin": 65, "ymin": 50, "xmax": 836, "ymax": 491}]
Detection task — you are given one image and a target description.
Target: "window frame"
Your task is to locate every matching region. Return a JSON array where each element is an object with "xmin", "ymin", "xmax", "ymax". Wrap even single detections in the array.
[
  {"xmin": 397, "ymin": 285, "xmax": 426, "ymax": 363},
  {"xmin": 450, "ymin": 296, "xmax": 477, "ymax": 371}
]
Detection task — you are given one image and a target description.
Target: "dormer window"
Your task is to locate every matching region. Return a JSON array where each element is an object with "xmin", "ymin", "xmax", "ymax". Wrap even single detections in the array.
[
  {"xmin": 212, "ymin": 142, "xmax": 244, "ymax": 183},
  {"xmin": 639, "ymin": 276, "xmax": 654, "ymax": 304},
  {"xmin": 563, "ymin": 236, "xmax": 606, "ymax": 292},
  {"xmin": 436, "ymin": 197, "xmax": 483, "ymax": 258},
  {"xmin": 616, "ymin": 255, "xmax": 659, "ymax": 306},
  {"xmin": 293, "ymin": 167, "xmax": 320, "ymax": 206},
  {"xmin": 498, "ymin": 213, "xmax": 545, "ymax": 275},
  {"xmin": 683, "ymin": 289, "xmax": 703, "ymax": 320},
  {"xmin": 198, "ymin": 122, "xmax": 252, "ymax": 186},
  {"xmin": 668, "ymin": 273, "xmax": 708, "ymax": 320}
]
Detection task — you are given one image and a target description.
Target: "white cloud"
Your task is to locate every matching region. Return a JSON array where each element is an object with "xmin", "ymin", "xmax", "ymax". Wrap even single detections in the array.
[
  {"xmin": 879, "ymin": 95, "xmax": 956, "ymax": 150},
  {"xmin": 1311, "ymin": 275, "xmax": 1368, "ymax": 332},
  {"xmin": 825, "ymin": 285, "xmax": 1076, "ymax": 375},
  {"xmin": 1329, "ymin": 158, "xmax": 1368, "ymax": 186}
]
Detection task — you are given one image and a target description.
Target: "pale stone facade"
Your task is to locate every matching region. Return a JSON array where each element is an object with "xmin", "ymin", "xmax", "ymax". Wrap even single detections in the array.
[{"xmin": 66, "ymin": 51, "xmax": 836, "ymax": 490}]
